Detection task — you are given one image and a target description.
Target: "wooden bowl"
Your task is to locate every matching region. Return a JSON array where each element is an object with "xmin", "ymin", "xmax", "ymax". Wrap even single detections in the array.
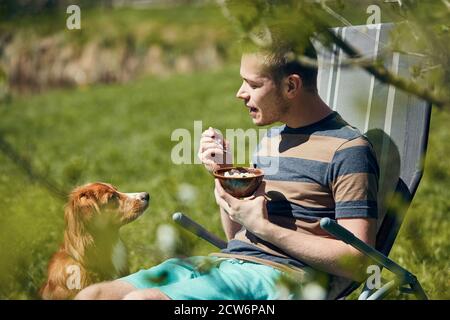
[{"xmin": 213, "ymin": 167, "xmax": 264, "ymax": 198}]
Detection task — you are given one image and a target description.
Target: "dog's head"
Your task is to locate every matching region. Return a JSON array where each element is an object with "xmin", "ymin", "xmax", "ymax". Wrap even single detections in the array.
[{"xmin": 65, "ymin": 182, "xmax": 150, "ymax": 233}]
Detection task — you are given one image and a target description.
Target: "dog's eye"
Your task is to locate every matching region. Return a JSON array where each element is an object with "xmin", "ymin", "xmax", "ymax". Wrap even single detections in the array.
[{"xmin": 106, "ymin": 193, "xmax": 119, "ymax": 204}]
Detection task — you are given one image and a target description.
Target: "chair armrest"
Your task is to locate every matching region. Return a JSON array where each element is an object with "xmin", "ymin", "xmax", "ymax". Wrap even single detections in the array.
[
  {"xmin": 172, "ymin": 212, "xmax": 228, "ymax": 249},
  {"xmin": 320, "ymin": 218, "xmax": 409, "ymax": 277},
  {"xmin": 320, "ymin": 218, "xmax": 428, "ymax": 299}
]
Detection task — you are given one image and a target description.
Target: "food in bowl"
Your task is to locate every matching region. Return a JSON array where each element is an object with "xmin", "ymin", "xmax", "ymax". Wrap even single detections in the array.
[
  {"xmin": 213, "ymin": 167, "xmax": 264, "ymax": 198},
  {"xmin": 224, "ymin": 168, "xmax": 257, "ymax": 178}
]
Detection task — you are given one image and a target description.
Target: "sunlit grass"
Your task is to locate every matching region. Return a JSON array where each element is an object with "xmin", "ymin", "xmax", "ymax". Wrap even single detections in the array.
[{"xmin": 0, "ymin": 65, "xmax": 252, "ymax": 298}]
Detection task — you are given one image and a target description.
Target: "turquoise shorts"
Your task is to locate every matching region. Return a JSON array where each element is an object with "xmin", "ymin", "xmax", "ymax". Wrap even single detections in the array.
[{"xmin": 119, "ymin": 256, "xmax": 283, "ymax": 300}]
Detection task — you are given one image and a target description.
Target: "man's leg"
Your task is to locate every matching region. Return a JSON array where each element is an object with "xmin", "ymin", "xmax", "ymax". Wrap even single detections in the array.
[
  {"xmin": 74, "ymin": 280, "xmax": 136, "ymax": 300},
  {"xmin": 122, "ymin": 288, "xmax": 171, "ymax": 300},
  {"xmin": 131, "ymin": 259, "xmax": 284, "ymax": 300},
  {"xmin": 76, "ymin": 257, "xmax": 210, "ymax": 300}
]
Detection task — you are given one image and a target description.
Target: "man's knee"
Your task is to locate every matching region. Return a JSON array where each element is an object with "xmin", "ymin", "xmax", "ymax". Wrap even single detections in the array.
[
  {"xmin": 122, "ymin": 288, "xmax": 171, "ymax": 300},
  {"xmin": 75, "ymin": 281, "xmax": 135, "ymax": 300},
  {"xmin": 74, "ymin": 283, "xmax": 104, "ymax": 300}
]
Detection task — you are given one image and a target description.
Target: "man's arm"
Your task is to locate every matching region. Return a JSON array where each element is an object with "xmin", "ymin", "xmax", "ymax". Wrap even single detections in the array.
[
  {"xmin": 214, "ymin": 179, "xmax": 377, "ymax": 281},
  {"xmin": 252, "ymin": 217, "xmax": 377, "ymax": 281},
  {"xmin": 220, "ymin": 207, "xmax": 242, "ymax": 241},
  {"xmin": 197, "ymin": 127, "xmax": 238, "ymax": 240}
]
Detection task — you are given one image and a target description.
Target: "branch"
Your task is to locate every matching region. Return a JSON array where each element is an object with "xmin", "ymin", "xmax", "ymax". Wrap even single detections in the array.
[
  {"xmin": 0, "ymin": 134, "xmax": 67, "ymax": 200},
  {"xmin": 295, "ymin": 50, "xmax": 387, "ymax": 69},
  {"xmin": 216, "ymin": 0, "xmax": 272, "ymax": 48},
  {"xmin": 216, "ymin": 0, "xmax": 449, "ymax": 108},
  {"xmin": 318, "ymin": 1, "xmax": 353, "ymax": 27}
]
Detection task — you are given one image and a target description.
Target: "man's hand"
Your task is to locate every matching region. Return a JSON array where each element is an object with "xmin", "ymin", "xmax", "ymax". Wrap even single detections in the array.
[
  {"xmin": 198, "ymin": 127, "xmax": 232, "ymax": 173},
  {"xmin": 214, "ymin": 179, "xmax": 270, "ymax": 235}
]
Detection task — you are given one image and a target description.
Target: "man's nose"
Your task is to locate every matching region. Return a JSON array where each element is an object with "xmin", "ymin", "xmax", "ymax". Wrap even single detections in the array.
[{"xmin": 235, "ymin": 84, "xmax": 248, "ymax": 100}]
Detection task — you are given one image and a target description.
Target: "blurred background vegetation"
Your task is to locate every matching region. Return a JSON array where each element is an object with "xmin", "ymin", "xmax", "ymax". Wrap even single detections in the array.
[{"xmin": 0, "ymin": 0, "xmax": 448, "ymax": 299}]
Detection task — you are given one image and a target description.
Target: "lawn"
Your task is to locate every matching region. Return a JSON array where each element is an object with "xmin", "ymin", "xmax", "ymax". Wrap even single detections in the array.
[{"xmin": 0, "ymin": 65, "xmax": 251, "ymax": 299}]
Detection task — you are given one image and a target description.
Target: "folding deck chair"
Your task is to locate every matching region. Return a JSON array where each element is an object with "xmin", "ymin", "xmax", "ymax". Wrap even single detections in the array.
[{"xmin": 174, "ymin": 23, "xmax": 430, "ymax": 300}]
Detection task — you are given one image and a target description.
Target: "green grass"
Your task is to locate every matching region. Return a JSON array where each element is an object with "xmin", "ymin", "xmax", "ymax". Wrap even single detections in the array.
[
  {"xmin": 0, "ymin": 64, "xmax": 251, "ymax": 299},
  {"xmin": 0, "ymin": 4, "xmax": 234, "ymax": 56},
  {"xmin": 0, "ymin": 65, "xmax": 449, "ymax": 299},
  {"xmin": 1, "ymin": 4, "xmax": 228, "ymax": 34},
  {"xmin": 383, "ymin": 106, "xmax": 450, "ymax": 299}
]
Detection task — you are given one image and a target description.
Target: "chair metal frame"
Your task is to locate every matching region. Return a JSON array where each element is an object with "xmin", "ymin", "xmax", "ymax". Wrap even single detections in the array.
[{"xmin": 173, "ymin": 210, "xmax": 428, "ymax": 300}]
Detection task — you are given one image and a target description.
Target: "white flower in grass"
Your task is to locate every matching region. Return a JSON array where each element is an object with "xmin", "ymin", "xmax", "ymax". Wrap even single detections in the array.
[
  {"xmin": 176, "ymin": 183, "xmax": 197, "ymax": 205},
  {"xmin": 301, "ymin": 282, "xmax": 327, "ymax": 300},
  {"xmin": 275, "ymin": 283, "xmax": 293, "ymax": 300},
  {"xmin": 156, "ymin": 224, "xmax": 179, "ymax": 256}
]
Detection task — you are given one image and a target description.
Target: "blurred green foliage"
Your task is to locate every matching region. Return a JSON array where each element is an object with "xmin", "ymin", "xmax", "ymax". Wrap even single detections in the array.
[
  {"xmin": 0, "ymin": 2, "xmax": 233, "ymax": 53},
  {"xmin": 0, "ymin": 3, "xmax": 238, "ymax": 92},
  {"xmin": 221, "ymin": 0, "xmax": 449, "ymax": 107},
  {"xmin": 0, "ymin": 1, "xmax": 448, "ymax": 300},
  {"xmin": 1, "ymin": 0, "xmax": 122, "ymax": 20}
]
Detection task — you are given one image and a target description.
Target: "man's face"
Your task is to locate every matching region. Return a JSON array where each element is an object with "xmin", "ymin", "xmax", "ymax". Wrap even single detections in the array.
[{"xmin": 236, "ymin": 53, "xmax": 289, "ymax": 126}]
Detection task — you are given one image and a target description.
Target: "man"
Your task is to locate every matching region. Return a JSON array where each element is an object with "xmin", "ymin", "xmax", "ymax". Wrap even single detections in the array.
[{"xmin": 75, "ymin": 44, "xmax": 379, "ymax": 300}]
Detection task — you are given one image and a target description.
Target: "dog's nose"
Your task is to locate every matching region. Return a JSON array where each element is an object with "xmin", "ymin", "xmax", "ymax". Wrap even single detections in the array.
[{"xmin": 139, "ymin": 192, "xmax": 150, "ymax": 202}]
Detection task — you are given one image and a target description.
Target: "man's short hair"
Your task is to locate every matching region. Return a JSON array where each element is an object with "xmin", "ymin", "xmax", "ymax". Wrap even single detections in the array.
[
  {"xmin": 242, "ymin": 34, "xmax": 319, "ymax": 92},
  {"xmin": 263, "ymin": 42, "xmax": 318, "ymax": 91}
]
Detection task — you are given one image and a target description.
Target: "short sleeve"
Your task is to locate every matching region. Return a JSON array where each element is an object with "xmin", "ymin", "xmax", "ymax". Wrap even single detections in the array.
[{"xmin": 327, "ymin": 136, "xmax": 379, "ymax": 219}]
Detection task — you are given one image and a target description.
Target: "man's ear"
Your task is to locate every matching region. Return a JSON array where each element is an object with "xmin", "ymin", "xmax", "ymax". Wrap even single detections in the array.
[{"xmin": 285, "ymin": 74, "xmax": 302, "ymax": 98}]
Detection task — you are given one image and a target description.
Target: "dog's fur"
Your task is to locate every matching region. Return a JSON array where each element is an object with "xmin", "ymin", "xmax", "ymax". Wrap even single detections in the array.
[{"xmin": 40, "ymin": 182, "xmax": 149, "ymax": 300}]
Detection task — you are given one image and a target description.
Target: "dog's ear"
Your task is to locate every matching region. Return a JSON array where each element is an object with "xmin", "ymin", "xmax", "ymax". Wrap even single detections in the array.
[
  {"xmin": 64, "ymin": 191, "xmax": 96, "ymax": 261},
  {"xmin": 65, "ymin": 191, "xmax": 100, "ymax": 233},
  {"xmin": 65, "ymin": 197, "xmax": 81, "ymax": 237}
]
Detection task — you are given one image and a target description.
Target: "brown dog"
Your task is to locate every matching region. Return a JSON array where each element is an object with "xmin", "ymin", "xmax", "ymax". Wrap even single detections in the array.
[{"xmin": 40, "ymin": 182, "xmax": 150, "ymax": 300}]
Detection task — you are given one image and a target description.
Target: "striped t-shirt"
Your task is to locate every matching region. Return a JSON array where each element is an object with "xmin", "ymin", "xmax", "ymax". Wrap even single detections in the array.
[{"xmin": 218, "ymin": 111, "xmax": 379, "ymax": 270}]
